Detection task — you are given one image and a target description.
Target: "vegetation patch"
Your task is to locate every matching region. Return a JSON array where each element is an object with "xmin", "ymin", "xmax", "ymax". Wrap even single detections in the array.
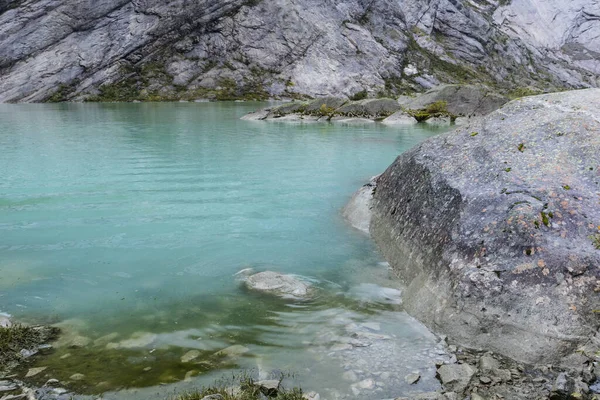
[
  {"xmin": 407, "ymin": 100, "xmax": 456, "ymax": 122},
  {"xmin": 172, "ymin": 372, "xmax": 305, "ymax": 400},
  {"xmin": 349, "ymin": 90, "xmax": 368, "ymax": 101},
  {"xmin": 0, "ymin": 324, "xmax": 59, "ymax": 375},
  {"xmin": 508, "ymin": 87, "xmax": 543, "ymax": 99},
  {"xmin": 591, "ymin": 233, "xmax": 600, "ymax": 250}
]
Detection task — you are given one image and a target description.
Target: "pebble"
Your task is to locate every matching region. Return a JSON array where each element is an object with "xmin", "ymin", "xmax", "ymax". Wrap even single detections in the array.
[
  {"xmin": 404, "ymin": 373, "xmax": 421, "ymax": 384},
  {"xmin": 214, "ymin": 345, "xmax": 249, "ymax": 358},
  {"xmin": 25, "ymin": 367, "xmax": 47, "ymax": 378},
  {"xmin": 360, "ymin": 322, "xmax": 381, "ymax": 331},
  {"xmin": 181, "ymin": 350, "xmax": 201, "ymax": 363},
  {"xmin": 480, "ymin": 376, "xmax": 492, "ymax": 384},
  {"xmin": 69, "ymin": 373, "xmax": 85, "ymax": 381},
  {"xmin": 0, "ymin": 381, "xmax": 17, "ymax": 392},
  {"xmin": 342, "ymin": 370, "xmax": 357, "ymax": 382}
]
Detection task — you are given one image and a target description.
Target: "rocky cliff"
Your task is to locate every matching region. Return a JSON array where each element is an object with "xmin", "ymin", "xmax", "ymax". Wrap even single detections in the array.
[
  {"xmin": 369, "ymin": 89, "xmax": 600, "ymax": 365},
  {"xmin": 0, "ymin": 0, "xmax": 599, "ymax": 103}
]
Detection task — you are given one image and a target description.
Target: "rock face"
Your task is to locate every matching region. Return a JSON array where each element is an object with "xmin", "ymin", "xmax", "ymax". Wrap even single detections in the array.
[
  {"xmin": 1, "ymin": 0, "xmax": 599, "ymax": 102},
  {"xmin": 370, "ymin": 89, "xmax": 600, "ymax": 365}
]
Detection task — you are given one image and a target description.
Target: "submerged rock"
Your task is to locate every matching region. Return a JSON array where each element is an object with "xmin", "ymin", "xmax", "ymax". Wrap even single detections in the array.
[
  {"xmin": 214, "ymin": 344, "xmax": 249, "ymax": 358},
  {"xmin": 370, "ymin": 89, "xmax": 600, "ymax": 365},
  {"xmin": 244, "ymin": 271, "xmax": 312, "ymax": 299}
]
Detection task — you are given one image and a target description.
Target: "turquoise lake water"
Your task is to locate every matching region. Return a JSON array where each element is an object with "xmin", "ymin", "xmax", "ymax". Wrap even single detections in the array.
[{"xmin": 0, "ymin": 102, "xmax": 450, "ymax": 399}]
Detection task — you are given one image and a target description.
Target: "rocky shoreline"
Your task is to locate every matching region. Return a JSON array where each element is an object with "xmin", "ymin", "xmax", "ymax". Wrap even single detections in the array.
[{"xmin": 241, "ymin": 85, "xmax": 509, "ymax": 127}]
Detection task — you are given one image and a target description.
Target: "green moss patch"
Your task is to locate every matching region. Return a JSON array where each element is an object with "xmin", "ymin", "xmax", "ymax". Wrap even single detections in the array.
[
  {"xmin": 173, "ymin": 373, "xmax": 305, "ymax": 400},
  {"xmin": 407, "ymin": 101, "xmax": 456, "ymax": 122},
  {"xmin": 0, "ymin": 324, "xmax": 59, "ymax": 375}
]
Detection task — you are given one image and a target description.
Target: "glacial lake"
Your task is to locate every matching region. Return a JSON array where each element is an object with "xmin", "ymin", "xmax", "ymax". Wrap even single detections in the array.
[{"xmin": 0, "ymin": 102, "xmax": 450, "ymax": 399}]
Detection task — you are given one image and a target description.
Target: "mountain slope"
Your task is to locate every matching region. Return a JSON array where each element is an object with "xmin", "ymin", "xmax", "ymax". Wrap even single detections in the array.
[{"xmin": 0, "ymin": 0, "xmax": 598, "ymax": 102}]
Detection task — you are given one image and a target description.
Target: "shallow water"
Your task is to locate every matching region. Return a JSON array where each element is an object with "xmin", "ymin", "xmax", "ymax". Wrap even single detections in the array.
[{"xmin": 0, "ymin": 102, "xmax": 449, "ymax": 399}]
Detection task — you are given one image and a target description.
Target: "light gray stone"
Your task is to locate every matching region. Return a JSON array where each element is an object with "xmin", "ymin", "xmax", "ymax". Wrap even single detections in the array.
[
  {"xmin": 245, "ymin": 271, "xmax": 312, "ymax": 299},
  {"xmin": 437, "ymin": 364, "xmax": 475, "ymax": 392},
  {"xmin": 381, "ymin": 111, "xmax": 418, "ymax": 125},
  {"xmin": 342, "ymin": 177, "xmax": 377, "ymax": 234}
]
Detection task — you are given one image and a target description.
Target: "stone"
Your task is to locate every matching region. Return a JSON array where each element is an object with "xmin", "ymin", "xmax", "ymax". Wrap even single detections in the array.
[
  {"xmin": 342, "ymin": 177, "xmax": 377, "ymax": 234},
  {"xmin": 114, "ymin": 332, "xmax": 157, "ymax": 349},
  {"xmin": 479, "ymin": 376, "xmax": 492, "ymax": 384},
  {"xmin": 492, "ymin": 368, "xmax": 512, "ymax": 382},
  {"xmin": 201, "ymin": 395, "xmax": 224, "ymax": 400},
  {"xmin": 256, "ymin": 380, "xmax": 279, "ymax": 397},
  {"xmin": 342, "ymin": 370, "xmax": 358, "ymax": 382},
  {"xmin": 381, "ymin": 110, "xmax": 418, "ymax": 125},
  {"xmin": 424, "ymin": 116, "xmax": 452, "ymax": 126},
  {"xmin": 302, "ymin": 392, "xmax": 320, "ymax": 400},
  {"xmin": 478, "ymin": 355, "xmax": 500, "ymax": 372},
  {"xmin": 25, "ymin": 367, "xmax": 47, "ymax": 377},
  {"xmin": 405, "ymin": 372, "xmax": 421, "ymax": 384},
  {"xmin": 0, "ymin": 314, "xmax": 11, "ymax": 328},
  {"xmin": 181, "ymin": 350, "xmax": 201, "ymax": 363},
  {"xmin": 370, "ymin": 89, "xmax": 600, "ymax": 365},
  {"xmin": 303, "ymin": 97, "xmax": 347, "ymax": 115},
  {"xmin": 335, "ymin": 99, "xmax": 400, "ymax": 119},
  {"xmin": 0, "ymin": 381, "xmax": 17, "ymax": 392},
  {"xmin": 244, "ymin": 271, "xmax": 312, "ymax": 299},
  {"xmin": 355, "ymin": 378, "xmax": 374, "ymax": 389},
  {"xmin": 240, "ymin": 110, "xmax": 270, "ymax": 121},
  {"xmin": 437, "ymin": 364, "xmax": 475, "ymax": 392},
  {"xmin": 214, "ymin": 345, "xmax": 249, "ymax": 358},
  {"xmin": 360, "ymin": 322, "xmax": 381, "ymax": 331},
  {"xmin": 471, "ymin": 393, "xmax": 486, "ymax": 400},
  {"xmin": 69, "ymin": 373, "xmax": 85, "ymax": 381},
  {"xmin": 93, "ymin": 332, "xmax": 119, "ymax": 346},
  {"xmin": 400, "ymin": 84, "xmax": 509, "ymax": 117}
]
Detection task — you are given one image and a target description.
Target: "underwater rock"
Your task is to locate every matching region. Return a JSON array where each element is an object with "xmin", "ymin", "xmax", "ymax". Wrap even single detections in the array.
[
  {"xmin": 181, "ymin": 350, "xmax": 201, "ymax": 363},
  {"xmin": 214, "ymin": 344, "xmax": 249, "ymax": 358},
  {"xmin": 244, "ymin": 271, "xmax": 312, "ymax": 299}
]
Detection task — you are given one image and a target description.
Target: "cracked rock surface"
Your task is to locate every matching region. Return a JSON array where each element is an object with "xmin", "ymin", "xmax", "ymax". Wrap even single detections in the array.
[
  {"xmin": 0, "ymin": 0, "xmax": 599, "ymax": 102},
  {"xmin": 370, "ymin": 89, "xmax": 600, "ymax": 366}
]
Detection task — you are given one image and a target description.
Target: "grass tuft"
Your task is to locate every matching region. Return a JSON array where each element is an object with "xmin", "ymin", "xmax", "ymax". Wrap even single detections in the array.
[
  {"xmin": 0, "ymin": 324, "xmax": 59, "ymax": 373},
  {"xmin": 171, "ymin": 372, "xmax": 305, "ymax": 400}
]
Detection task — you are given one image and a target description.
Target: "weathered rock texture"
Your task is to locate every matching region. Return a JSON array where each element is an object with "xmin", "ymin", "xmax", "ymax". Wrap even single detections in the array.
[
  {"xmin": 1, "ymin": 0, "xmax": 599, "ymax": 102},
  {"xmin": 370, "ymin": 89, "xmax": 600, "ymax": 365},
  {"xmin": 398, "ymin": 84, "xmax": 510, "ymax": 117}
]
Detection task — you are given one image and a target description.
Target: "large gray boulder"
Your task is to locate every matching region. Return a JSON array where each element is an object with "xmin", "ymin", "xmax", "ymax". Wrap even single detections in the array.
[
  {"xmin": 370, "ymin": 89, "xmax": 600, "ymax": 365},
  {"xmin": 399, "ymin": 85, "xmax": 509, "ymax": 117}
]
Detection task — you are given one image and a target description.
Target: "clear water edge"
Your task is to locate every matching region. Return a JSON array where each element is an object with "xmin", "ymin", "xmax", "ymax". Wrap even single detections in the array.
[{"xmin": 0, "ymin": 102, "xmax": 450, "ymax": 399}]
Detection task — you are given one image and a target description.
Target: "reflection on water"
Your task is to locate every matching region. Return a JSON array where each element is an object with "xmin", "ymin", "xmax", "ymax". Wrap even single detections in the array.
[{"xmin": 0, "ymin": 102, "xmax": 449, "ymax": 398}]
